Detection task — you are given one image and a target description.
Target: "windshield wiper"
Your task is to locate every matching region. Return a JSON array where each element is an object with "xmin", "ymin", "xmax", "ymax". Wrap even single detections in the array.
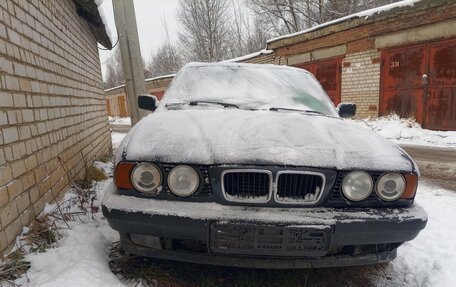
[
  {"xmin": 164, "ymin": 101, "xmax": 240, "ymax": 109},
  {"xmin": 269, "ymin": 107, "xmax": 325, "ymax": 115},
  {"xmin": 189, "ymin": 101, "xmax": 239, "ymax": 109}
]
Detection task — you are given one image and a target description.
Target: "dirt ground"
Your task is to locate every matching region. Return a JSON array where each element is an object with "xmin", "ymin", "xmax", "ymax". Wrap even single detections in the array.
[{"xmin": 401, "ymin": 145, "xmax": 456, "ymax": 191}]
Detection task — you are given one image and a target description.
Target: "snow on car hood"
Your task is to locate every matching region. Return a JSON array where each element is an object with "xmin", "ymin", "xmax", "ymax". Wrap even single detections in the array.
[{"xmin": 117, "ymin": 109, "xmax": 416, "ymax": 172}]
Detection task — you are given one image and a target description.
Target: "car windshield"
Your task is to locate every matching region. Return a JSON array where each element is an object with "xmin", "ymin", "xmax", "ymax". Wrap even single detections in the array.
[{"xmin": 160, "ymin": 62, "xmax": 338, "ymax": 116}]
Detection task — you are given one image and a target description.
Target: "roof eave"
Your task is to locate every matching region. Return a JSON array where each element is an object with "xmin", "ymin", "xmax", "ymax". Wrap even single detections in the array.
[{"xmin": 73, "ymin": 0, "xmax": 113, "ymax": 49}]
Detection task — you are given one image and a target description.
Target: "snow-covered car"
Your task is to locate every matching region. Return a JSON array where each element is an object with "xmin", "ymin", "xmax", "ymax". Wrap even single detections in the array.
[{"xmin": 102, "ymin": 62, "xmax": 427, "ymax": 268}]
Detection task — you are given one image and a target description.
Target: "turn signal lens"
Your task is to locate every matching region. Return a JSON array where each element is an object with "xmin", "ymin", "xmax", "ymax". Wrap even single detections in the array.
[
  {"xmin": 114, "ymin": 162, "xmax": 135, "ymax": 189},
  {"xmin": 401, "ymin": 173, "xmax": 418, "ymax": 199}
]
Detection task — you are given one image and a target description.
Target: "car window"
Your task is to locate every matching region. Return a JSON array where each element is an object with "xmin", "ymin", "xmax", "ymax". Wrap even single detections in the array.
[{"xmin": 160, "ymin": 63, "xmax": 338, "ymax": 116}]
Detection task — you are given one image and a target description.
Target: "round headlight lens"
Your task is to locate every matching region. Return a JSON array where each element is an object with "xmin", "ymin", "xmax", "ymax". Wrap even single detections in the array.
[
  {"xmin": 342, "ymin": 171, "xmax": 373, "ymax": 201},
  {"xmin": 167, "ymin": 165, "xmax": 200, "ymax": 197},
  {"xmin": 131, "ymin": 163, "xmax": 162, "ymax": 194},
  {"xmin": 376, "ymin": 173, "xmax": 406, "ymax": 201}
]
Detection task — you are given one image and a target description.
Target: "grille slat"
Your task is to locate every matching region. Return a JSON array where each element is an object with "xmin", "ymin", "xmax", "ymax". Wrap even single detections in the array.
[
  {"xmin": 276, "ymin": 172, "xmax": 325, "ymax": 204},
  {"xmin": 222, "ymin": 170, "xmax": 271, "ymax": 203}
]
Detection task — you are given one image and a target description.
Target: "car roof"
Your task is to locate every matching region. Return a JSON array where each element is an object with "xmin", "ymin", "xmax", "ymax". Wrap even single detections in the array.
[{"xmin": 183, "ymin": 61, "xmax": 313, "ymax": 75}]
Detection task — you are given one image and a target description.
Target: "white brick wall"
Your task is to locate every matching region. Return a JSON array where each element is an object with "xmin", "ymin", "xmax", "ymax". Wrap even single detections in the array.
[
  {"xmin": 0, "ymin": 0, "xmax": 111, "ymax": 254},
  {"xmin": 341, "ymin": 50, "xmax": 381, "ymax": 118}
]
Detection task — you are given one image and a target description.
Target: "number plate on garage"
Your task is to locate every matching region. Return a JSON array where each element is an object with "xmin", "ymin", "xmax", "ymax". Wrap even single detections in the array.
[{"xmin": 210, "ymin": 223, "xmax": 331, "ymax": 257}]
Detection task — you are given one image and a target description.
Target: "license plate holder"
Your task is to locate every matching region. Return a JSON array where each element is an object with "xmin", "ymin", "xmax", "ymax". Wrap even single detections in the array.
[{"xmin": 210, "ymin": 223, "xmax": 331, "ymax": 257}]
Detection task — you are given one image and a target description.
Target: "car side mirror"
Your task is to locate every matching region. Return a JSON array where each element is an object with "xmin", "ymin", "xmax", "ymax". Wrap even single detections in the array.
[
  {"xmin": 337, "ymin": 103, "xmax": 356, "ymax": 118},
  {"xmin": 138, "ymin": 95, "xmax": 158, "ymax": 112}
]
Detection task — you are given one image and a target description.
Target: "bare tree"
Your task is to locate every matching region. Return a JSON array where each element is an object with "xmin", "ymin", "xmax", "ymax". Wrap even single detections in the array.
[
  {"xmin": 245, "ymin": 16, "xmax": 271, "ymax": 52},
  {"xmin": 104, "ymin": 47, "xmax": 125, "ymax": 89},
  {"xmin": 248, "ymin": 0, "xmax": 313, "ymax": 35},
  {"xmin": 145, "ymin": 15, "xmax": 184, "ymax": 77},
  {"xmin": 230, "ymin": 0, "xmax": 248, "ymax": 56},
  {"xmin": 230, "ymin": 0, "xmax": 270, "ymax": 56},
  {"xmin": 177, "ymin": 0, "xmax": 234, "ymax": 62},
  {"xmin": 146, "ymin": 42, "xmax": 183, "ymax": 77},
  {"xmin": 323, "ymin": 0, "xmax": 400, "ymax": 21},
  {"xmin": 248, "ymin": 0, "xmax": 402, "ymax": 37}
]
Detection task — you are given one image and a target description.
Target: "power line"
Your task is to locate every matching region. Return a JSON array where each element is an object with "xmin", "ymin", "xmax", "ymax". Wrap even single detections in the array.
[{"xmin": 100, "ymin": 44, "xmax": 120, "ymax": 65}]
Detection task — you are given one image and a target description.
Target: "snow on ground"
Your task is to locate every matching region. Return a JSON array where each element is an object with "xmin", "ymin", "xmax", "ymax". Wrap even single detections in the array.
[
  {"xmin": 11, "ymin": 177, "xmax": 456, "ymax": 286},
  {"xmin": 17, "ymin": 221, "xmax": 122, "ymax": 287},
  {"xmin": 14, "ymin": 179, "xmax": 125, "ymax": 287},
  {"xmin": 108, "ymin": 117, "xmax": 131, "ymax": 126},
  {"xmin": 111, "ymin": 132, "xmax": 127, "ymax": 150},
  {"xmin": 351, "ymin": 115, "xmax": 456, "ymax": 148},
  {"xmin": 386, "ymin": 180, "xmax": 456, "ymax": 287}
]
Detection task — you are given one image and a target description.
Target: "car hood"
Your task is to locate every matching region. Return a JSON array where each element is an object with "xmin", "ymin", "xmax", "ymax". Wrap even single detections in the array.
[{"xmin": 117, "ymin": 109, "xmax": 416, "ymax": 172}]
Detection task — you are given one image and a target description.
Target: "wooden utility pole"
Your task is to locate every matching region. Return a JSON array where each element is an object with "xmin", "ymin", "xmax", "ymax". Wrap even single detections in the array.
[{"xmin": 112, "ymin": 0, "xmax": 146, "ymax": 125}]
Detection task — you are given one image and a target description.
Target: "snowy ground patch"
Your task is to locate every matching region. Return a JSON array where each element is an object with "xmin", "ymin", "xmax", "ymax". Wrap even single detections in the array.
[
  {"xmin": 351, "ymin": 115, "xmax": 456, "ymax": 148},
  {"xmin": 111, "ymin": 132, "xmax": 127, "ymax": 150},
  {"xmin": 108, "ymin": 117, "xmax": 131, "ymax": 126},
  {"xmin": 385, "ymin": 180, "xmax": 456, "ymax": 287},
  {"xmin": 9, "ymin": 177, "xmax": 455, "ymax": 287},
  {"xmin": 17, "ymin": 220, "xmax": 122, "ymax": 287},
  {"xmin": 12, "ymin": 171, "xmax": 125, "ymax": 287}
]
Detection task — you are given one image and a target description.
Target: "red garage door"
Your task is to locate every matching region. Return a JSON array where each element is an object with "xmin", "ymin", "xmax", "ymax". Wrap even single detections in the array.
[
  {"xmin": 150, "ymin": 90, "xmax": 165, "ymax": 101},
  {"xmin": 381, "ymin": 39, "xmax": 456, "ymax": 130},
  {"xmin": 426, "ymin": 40, "xmax": 456, "ymax": 130},
  {"xmin": 294, "ymin": 57, "xmax": 342, "ymax": 106}
]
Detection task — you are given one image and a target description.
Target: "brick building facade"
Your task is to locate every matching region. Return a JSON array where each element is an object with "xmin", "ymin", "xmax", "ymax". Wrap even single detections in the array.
[
  {"xmin": 268, "ymin": 0, "xmax": 456, "ymax": 130},
  {"xmin": 106, "ymin": 0, "xmax": 455, "ymax": 130},
  {"xmin": 0, "ymin": 0, "xmax": 112, "ymax": 254},
  {"xmin": 340, "ymin": 50, "xmax": 381, "ymax": 118}
]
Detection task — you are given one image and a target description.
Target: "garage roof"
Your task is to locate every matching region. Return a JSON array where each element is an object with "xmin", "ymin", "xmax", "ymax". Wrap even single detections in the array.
[
  {"xmin": 73, "ymin": 0, "xmax": 112, "ymax": 49},
  {"xmin": 267, "ymin": 0, "xmax": 450, "ymax": 49}
]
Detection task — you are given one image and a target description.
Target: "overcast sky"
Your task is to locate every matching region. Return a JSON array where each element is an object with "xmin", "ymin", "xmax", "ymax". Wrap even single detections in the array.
[{"xmin": 98, "ymin": 0, "xmax": 180, "ymax": 77}]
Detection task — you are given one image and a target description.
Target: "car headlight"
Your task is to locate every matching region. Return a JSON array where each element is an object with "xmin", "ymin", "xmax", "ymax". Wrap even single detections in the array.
[
  {"xmin": 342, "ymin": 171, "xmax": 373, "ymax": 201},
  {"xmin": 167, "ymin": 165, "xmax": 200, "ymax": 197},
  {"xmin": 131, "ymin": 163, "xmax": 162, "ymax": 195},
  {"xmin": 376, "ymin": 173, "xmax": 406, "ymax": 201}
]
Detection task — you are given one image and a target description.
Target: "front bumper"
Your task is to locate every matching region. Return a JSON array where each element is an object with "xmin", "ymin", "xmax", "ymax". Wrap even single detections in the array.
[{"xmin": 102, "ymin": 183, "xmax": 427, "ymax": 268}]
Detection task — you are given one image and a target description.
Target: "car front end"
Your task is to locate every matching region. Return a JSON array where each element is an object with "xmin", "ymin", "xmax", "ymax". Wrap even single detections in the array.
[
  {"xmin": 102, "ymin": 62, "xmax": 427, "ymax": 268},
  {"xmin": 102, "ymin": 161, "xmax": 427, "ymax": 268}
]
